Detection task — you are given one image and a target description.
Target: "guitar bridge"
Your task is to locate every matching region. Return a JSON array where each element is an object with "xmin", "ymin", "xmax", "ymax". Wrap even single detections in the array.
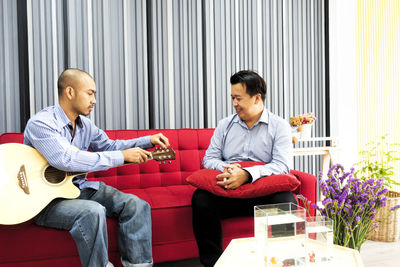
[{"xmin": 18, "ymin": 165, "xmax": 30, "ymax": 194}]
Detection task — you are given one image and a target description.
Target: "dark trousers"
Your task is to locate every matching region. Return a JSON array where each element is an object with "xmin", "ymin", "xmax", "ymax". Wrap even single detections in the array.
[{"xmin": 191, "ymin": 189, "xmax": 297, "ymax": 267}]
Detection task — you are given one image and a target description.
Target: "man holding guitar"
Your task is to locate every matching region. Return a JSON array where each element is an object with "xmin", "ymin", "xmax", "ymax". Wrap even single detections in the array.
[{"xmin": 23, "ymin": 68, "xmax": 168, "ymax": 267}]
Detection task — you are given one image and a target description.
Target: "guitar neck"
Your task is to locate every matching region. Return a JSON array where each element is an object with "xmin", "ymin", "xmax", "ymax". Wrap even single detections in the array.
[{"xmin": 64, "ymin": 147, "xmax": 175, "ymax": 177}]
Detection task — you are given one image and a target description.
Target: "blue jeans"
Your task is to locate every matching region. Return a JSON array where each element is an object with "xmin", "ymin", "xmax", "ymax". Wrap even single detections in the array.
[{"xmin": 34, "ymin": 182, "xmax": 152, "ymax": 267}]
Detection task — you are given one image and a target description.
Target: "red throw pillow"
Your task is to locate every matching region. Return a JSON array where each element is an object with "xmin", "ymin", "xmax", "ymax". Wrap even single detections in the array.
[{"xmin": 186, "ymin": 161, "xmax": 300, "ymax": 198}]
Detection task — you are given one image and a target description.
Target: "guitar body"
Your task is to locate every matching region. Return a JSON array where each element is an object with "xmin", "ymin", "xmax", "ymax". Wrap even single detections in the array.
[
  {"xmin": 0, "ymin": 143, "xmax": 80, "ymax": 225},
  {"xmin": 0, "ymin": 143, "xmax": 175, "ymax": 225}
]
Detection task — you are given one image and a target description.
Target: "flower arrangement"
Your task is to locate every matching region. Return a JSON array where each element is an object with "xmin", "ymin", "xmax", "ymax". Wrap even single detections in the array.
[
  {"xmin": 290, "ymin": 112, "xmax": 316, "ymax": 143},
  {"xmin": 298, "ymin": 164, "xmax": 400, "ymax": 251},
  {"xmin": 301, "ymin": 112, "xmax": 317, "ymax": 124},
  {"xmin": 289, "ymin": 112, "xmax": 316, "ymax": 127}
]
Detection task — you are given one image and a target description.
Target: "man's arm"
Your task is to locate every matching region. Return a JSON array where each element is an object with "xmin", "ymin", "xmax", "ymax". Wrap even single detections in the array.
[
  {"xmin": 202, "ymin": 120, "xmax": 228, "ymax": 172},
  {"xmin": 24, "ymin": 120, "xmax": 125, "ymax": 173},
  {"xmin": 88, "ymin": 125, "xmax": 153, "ymax": 152},
  {"xmin": 88, "ymin": 124, "xmax": 169, "ymax": 152}
]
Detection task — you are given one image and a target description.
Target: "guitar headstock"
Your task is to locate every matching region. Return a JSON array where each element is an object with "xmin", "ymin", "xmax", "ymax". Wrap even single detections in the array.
[{"xmin": 151, "ymin": 147, "xmax": 176, "ymax": 164}]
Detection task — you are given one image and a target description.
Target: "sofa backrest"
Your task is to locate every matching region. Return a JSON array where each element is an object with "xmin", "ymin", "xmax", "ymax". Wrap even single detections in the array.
[{"xmin": 0, "ymin": 129, "xmax": 215, "ymax": 190}]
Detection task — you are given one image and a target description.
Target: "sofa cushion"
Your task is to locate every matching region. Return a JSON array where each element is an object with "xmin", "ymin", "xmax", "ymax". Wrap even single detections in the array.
[
  {"xmin": 186, "ymin": 161, "xmax": 300, "ymax": 198},
  {"xmin": 0, "ymin": 218, "xmax": 119, "ymax": 265},
  {"xmin": 123, "ymin": 185, "xmax": 196, "ymax": 210}
]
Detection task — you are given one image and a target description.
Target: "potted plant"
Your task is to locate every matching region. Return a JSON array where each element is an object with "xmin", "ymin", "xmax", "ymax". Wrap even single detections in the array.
[
  {"xmin": 299, "ymin": 164, "xmax": 390, "ymax": 251},
  {"xmin": 290, "ymin": 112, "xmax": 316, "ymax": 143},
  {"xmin": 354, "ymin": 134, "xmax": 400, "ymax": 242}
]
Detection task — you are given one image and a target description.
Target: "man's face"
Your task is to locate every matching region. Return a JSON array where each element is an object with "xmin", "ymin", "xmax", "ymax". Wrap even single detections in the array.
[
  {"xmin": 71, "ymin": 76, "xmax": 97, "ymax": 116},
  {"xmin": 231, "ymin": 83, "xmax": 258, "ymax": 122}
]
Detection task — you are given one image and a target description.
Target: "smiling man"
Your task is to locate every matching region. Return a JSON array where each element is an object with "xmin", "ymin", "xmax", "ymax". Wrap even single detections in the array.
[
  {"xmin": 24, "ymin": 68, "xmax": 169, "ymax": 267},
  {"xmin": 191, "ymin": 70, "xmax": 295, "ymax": 267}
]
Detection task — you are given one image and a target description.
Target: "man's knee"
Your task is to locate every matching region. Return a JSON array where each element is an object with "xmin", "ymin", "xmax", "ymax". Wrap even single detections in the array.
[
  {"xmin": 270, "ymin": 191, "xmax": 297, "ymax": 204},
  {"xmin": 124, "ymin": 195, "xmax": 151, "ymax": 217},
  {"xmin": 80, "ymin": 201, "xmax": 106, "ymax": 223},
  {"xmin": 192, "ymin": 189, "xmax": 215, "ymax": 212}
]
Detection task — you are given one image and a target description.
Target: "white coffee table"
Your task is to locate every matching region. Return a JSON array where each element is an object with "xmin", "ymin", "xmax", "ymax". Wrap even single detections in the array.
[{"xmin": 215, "ymin": 237, "xmax": 364, "ymax": 267}]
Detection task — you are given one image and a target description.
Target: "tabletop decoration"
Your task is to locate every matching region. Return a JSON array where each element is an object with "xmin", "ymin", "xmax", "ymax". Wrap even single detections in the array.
[
  {"xmin": 298, "ymin": 164, "xmax": 398, "ymax": 251},
  {"xmin": 289, "ymin": 112, "xmax": 317, "ymax": 143}
]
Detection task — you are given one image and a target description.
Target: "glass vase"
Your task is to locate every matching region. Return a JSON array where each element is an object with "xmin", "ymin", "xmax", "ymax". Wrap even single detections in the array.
[
  {"xmin": 254, "ymin": 203, "xmax": 307, "ymax": 266},
  {"xmin": 305, "ymin": 216, "xmax": 334, "ymax": 265}
]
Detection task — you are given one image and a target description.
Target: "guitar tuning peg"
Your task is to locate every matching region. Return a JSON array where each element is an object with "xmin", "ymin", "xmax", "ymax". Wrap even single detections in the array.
[{"xmin": 168, "ymin": 160, "xmax": 171, "ymax": 164}]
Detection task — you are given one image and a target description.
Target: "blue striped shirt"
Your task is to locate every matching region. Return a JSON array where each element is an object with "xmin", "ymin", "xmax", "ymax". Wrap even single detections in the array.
[
  {"xmin": 203, "ymin": 109, "xmax": 293, "ymax": 182},
  {"xmin": 24, "ymin": 105, "xmax": 153, "ymax": 190}
]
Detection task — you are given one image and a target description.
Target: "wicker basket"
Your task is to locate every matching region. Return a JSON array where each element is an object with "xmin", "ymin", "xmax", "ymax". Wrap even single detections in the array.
[{"xmin": 367, "ymin": 191, "xmax": 400, "ymax": 242}]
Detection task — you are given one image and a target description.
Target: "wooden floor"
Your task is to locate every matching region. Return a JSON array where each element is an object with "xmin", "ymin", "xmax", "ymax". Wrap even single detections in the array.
[
  {"xmin": 360, "ymin": 240, "xmax": 400, "ymax": 267},
  {"xmin": 155, "ymin": 239, "xmax": 400, "ymax": 267}
]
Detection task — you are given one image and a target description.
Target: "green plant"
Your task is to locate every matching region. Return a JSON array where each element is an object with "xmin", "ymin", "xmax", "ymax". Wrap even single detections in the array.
[{"xmin": 355, "ymin": 134, "xmax": 400, "ymax": 190}]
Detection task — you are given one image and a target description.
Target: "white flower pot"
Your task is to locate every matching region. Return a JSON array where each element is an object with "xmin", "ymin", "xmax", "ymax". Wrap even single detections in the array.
[{"xmin": 300, "ymin": 123, "xmax": 313, "ymax": 139}]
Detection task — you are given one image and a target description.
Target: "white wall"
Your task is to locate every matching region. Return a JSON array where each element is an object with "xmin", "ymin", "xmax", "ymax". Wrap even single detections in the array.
[{"xmin": 329, "ymin": 0, "xmax": 358, "ymax": 168}]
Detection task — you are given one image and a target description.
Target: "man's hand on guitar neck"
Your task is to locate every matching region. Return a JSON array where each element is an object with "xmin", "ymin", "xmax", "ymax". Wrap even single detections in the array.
[
  {"xmin": 122, "ymin": 133, "xmax": 170, "ymax": 164},
  {"xmin": 122, "ymin": 147, "xmax": 152, "ymax": 164},
  {"xmin": 150, "ymin": 133, "xmax": 170, "ymax": 149}
]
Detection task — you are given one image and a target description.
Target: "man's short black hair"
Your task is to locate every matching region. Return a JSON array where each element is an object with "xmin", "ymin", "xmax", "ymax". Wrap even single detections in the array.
[{"xmin": 230, "ymin": 70, "xmax": 266, "ymax": 102}]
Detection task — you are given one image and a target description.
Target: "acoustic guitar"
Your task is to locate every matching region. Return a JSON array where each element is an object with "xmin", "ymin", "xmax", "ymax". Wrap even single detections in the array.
[{"xmin": 0, "ymin": 143, "xmax": 175, "ymax": 225}]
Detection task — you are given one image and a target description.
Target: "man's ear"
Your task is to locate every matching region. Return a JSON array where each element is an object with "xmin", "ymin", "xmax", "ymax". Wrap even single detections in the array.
[
  {"xmin": 254, "ymin": 93, "xmax": 262, "ymax": 104},
  {"xmin": 65, "ymin": 86, "xmax": 75, "ymax": 100}
]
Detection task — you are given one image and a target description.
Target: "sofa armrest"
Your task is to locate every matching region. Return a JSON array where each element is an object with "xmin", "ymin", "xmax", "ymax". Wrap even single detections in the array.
[{"xmin": 290, "ymin": 169, "xmax": 317, "ymax": 215}]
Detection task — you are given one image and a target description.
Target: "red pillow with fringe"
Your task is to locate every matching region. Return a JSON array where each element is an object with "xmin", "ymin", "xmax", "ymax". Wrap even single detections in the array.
[{"xmin": 186, "ymin": 161, "xmax": 300, "ymax": 198}]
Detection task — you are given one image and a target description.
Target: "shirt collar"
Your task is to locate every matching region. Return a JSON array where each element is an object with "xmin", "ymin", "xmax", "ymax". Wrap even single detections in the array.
[
  {"xmin": 55, "ymin": 104, "xmax": 84, "ymax": 129},
  {"xmin": 258, "ymin": 108, "xmax": 269, "ymax": 124},
  {"xmin": 233, "ymin": 108, "xmax": 270, "ymax": 128}
]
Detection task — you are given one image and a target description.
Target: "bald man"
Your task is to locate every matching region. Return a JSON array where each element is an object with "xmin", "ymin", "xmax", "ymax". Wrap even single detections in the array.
[{"xmin": 24, "ymin": 68, "xmax": 167, "ymax": 267}]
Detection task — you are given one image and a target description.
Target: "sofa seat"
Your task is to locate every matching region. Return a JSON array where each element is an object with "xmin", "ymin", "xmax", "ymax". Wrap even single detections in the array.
[{"xmin": 0, "ymin": 129, "xmax": 316, "ymax": 266}]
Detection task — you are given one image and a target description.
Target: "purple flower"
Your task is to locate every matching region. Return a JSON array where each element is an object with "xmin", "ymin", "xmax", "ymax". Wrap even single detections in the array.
[
  {"xmin": 297, "ymin": 194, "xmax": 306, "ymax": 201},
  {"xmin": 305, "ymin": 163, "xmax": 394, "ymax": 250},
  {"xmin": 391, "ymin": 205, "xmax": 400, "ymax": 211},
  {"xmin": 363, "ymin": 178, "xmax": 375, "ymax": 186},
  {"xmin": 377, "ymin": 188, "xmax": 388, "ymax": 196}
]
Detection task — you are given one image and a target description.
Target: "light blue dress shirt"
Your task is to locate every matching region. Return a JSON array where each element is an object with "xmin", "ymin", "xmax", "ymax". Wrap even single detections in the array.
[
  {"xmin": 24, "ymin": 105, "xmax": 153, "ymax": 190},
  {"xmin": 202, "ymin": 108, "xmax": 293, "ymax": 182}
]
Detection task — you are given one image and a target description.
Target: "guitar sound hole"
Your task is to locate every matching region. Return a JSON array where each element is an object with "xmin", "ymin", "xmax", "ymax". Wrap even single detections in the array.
[{"xmin": 44, "ymin": 166, "xmax": 66, "ymax": 184}]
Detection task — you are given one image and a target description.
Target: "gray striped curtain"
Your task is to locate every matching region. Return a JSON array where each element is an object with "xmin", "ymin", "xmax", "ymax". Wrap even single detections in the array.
[
  {"xmin": 0, "ymin": 0, "xmax": 20, "ymax": 132},
  {"xmin": 0, "ymin": 0, "xmax": 326, "ymax": 176}
]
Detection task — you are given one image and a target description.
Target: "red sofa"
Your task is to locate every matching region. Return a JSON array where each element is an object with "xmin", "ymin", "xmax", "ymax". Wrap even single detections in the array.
[{"xmin": 0, "ymin": 129, "xmax": 316, "ymax": 267}]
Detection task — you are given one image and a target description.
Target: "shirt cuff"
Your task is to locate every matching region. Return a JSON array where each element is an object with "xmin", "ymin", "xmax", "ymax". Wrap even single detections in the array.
[
  {"xmin": 242, "ymin": 169, "xmax": 253, "ymax": 183},
  {"xmin": 243, "ymin": 166, "xmax": 269, "ymax": 183},
  {"xmin": 111, "ymin": 150, "xmax": 125, "ymax": 166},
  {"xmin": 136, "ymin": 136, "xmax": 153, "ymax": 149},
  {"xmin": 216, "ymin": 162, "xmax": 225, "ymax": 172}
]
